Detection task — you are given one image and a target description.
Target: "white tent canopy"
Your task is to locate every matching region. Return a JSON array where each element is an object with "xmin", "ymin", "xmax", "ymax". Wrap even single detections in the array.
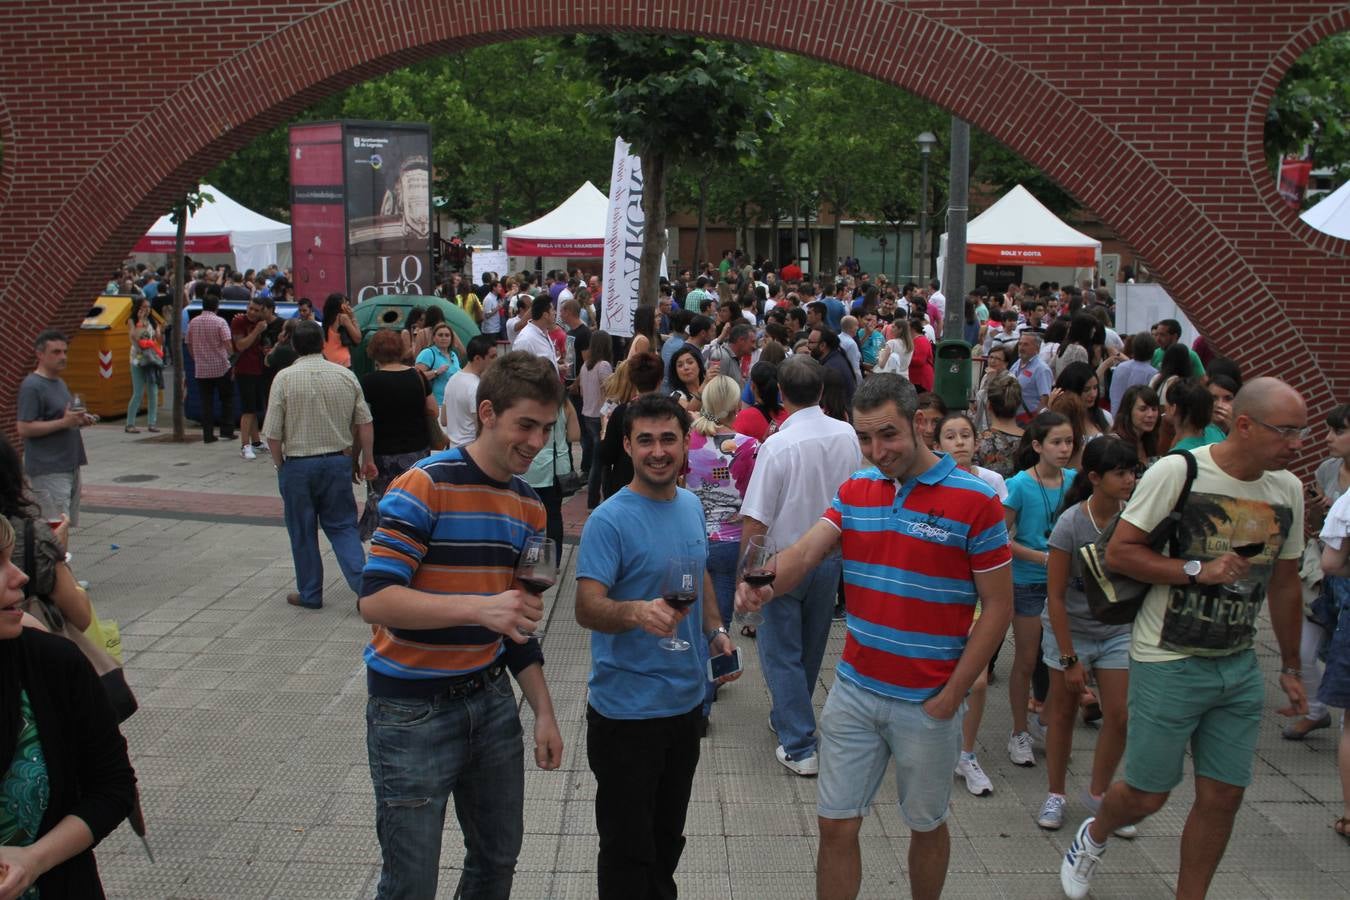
[
  {"xmin": 939, "ymin": 184, "xmax": 1101, "ymax": 270},
  {"xmin": 134, "ymin": 183, "xmax": 291, "ymax": 273},
  {"xmin": 504, "ymin": 181, "xmax": 608, "ymax": 258},
  {"xmin": 1300, "ymin": 179, "xmax": 1350, "ymax": 240}
]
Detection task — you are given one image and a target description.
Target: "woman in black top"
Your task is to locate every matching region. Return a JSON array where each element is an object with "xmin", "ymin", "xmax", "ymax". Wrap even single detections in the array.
[
  {"xmin": 358, "ymin": 329, "xmax": 438, "ymax": 541},
  {"xmin": 0, "ymin": 516, "xmax": 136, "ymax": 898}
]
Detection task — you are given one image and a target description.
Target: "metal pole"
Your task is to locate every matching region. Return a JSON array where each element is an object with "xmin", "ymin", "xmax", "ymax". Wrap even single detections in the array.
[
  {"xmin": 918, "ymin": 155, "xmax": 929, "ymax": 285},
  {"xmin": 942, "ymin": 117, "xmax": 970, "ymax": 342}
]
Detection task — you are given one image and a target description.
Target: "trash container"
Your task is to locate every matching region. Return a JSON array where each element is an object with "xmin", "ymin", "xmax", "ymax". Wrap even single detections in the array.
[
  {"xmin": 66, "ymin": 295, "xmax": 163, "ymax": 419},
  {"xmin": 350, "ymin": 294, "xmax": 479, "ymax": 379},
  {"xmin": 933, "ymin": 339, "xmax": 973, "ymax": 412}
]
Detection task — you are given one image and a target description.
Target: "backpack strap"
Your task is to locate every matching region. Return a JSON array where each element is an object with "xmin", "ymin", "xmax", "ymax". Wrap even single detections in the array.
[{"xmin": 1163, "ymin": 449, "xmax": 1198, "ymax": 557}]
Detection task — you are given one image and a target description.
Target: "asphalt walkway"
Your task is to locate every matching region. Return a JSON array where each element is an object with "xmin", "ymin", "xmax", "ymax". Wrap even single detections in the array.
[{"xmin": 63, "ymin": 417, "xmax": 1350, "ymax": 899}]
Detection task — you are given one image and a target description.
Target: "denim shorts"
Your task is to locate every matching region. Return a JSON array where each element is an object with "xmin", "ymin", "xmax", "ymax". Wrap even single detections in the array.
[
  {"xmin": 1013, "ymin": 582, "xmax": 1047, "ymax": 617},
  {"xmin": 1042, "ymin": 628, "xmax": 1131, "ymax": 671},
  {"xmin": 1123, "ymin": 652, "xmax": 1263, "ymax": 792},
  {"xmin": 817, "ymin": 678, "xmax": 963, "ymax": 831}
]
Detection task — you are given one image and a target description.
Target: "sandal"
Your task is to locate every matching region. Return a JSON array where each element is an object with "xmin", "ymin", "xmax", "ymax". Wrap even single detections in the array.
[
  {"xmin": 739, "ymin": 624, "xmax": 757, "ymax": 639},
  {"xmin": 124, "ymin": 426, "xmax": 141, "ymax": 433},
  {"xmin": 1335, "ymin": 817, "xmax": 1350, "ymax": 839}
]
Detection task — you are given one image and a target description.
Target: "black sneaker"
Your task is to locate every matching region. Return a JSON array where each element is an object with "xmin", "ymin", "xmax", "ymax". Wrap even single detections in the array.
[
  {"xmin": 251, "ymin": 440, "xmax": 265, "ymax": 449},
  {"xmin": 832, "ymin": 603, "xmax": 846, "ymax": 622}
]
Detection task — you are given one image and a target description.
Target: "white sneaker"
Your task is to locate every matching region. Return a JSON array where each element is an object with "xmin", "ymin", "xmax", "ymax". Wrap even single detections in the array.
[
  {"xmin": 241, "ymin": 443, "xmax": 256, "ymax": 460},
  {"xmin": 775, "ymin": 745, "xmax": 818, "ymax": 777},
  {"xmin": 1027, "ymin": 715, "xmax": 1047, "ymax": 745},
  {"xmin": 954, "ymin": 754, "xmax": 993, "ymax": 796},
  {"xmin": 1037, "ymin": 793, "xmax": 1067, "ymax": 830},
  {"xmin": 1079, "ymin": 789, "xmax": 1139, "ymax": 838},
  {"xmin": 1007, "ymin": 730, "xmax": 1035, "ymax": 767},
  {"xmin": 1060, "ymin": 817, "xmax": 1106, "ymax": 899}
]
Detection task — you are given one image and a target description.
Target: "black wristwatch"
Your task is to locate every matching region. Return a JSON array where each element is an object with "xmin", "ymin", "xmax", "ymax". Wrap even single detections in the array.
[{"xmin": 1059, "ymin": 653, "xmax": 1079, "ymax": 667}]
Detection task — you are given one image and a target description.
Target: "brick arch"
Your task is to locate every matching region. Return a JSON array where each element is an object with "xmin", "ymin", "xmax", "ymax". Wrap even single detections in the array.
[
  {"xmin": 1, "ymin": 1, "xmax": 1347, "ymax": 437},
  {"xmin": 1245, "ymin": 6, "xmax": 1350, "ymax": 256},
  {"xmin": 0, "ymin": 89, "xmax": 12, "ymax": 211}
]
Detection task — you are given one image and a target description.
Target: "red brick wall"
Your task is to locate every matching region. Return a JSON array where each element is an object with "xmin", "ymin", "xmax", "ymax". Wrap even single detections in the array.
[{"xmin": 1, "ymin": 1, "xmax": 1346, "ymax": 446}]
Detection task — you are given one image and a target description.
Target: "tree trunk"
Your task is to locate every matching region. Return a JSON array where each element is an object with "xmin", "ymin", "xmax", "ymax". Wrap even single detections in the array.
[
  {"xmin": 770, "ymin": 212, "xmax": 780, "ymax": 268},
  {"xmin": 639, "ymin": 149, "xmax": 667, "ymax": 309},
  {"xmin": 695, "ymin": 172, "xmax": 709, "ymax": 270},
  {"xmin": 490, "ymin": 184, "xmax": 502, "ymax": 250},
  {"xmin": 831, "ymin": 199, "xmax": 843, "ymax": 276},
  {"xmin": 803, "ymin": 202, "xmax": 813, "ymax": 277},
  {"xmin": 790, "ymin": 203, "xmax": 799, "ymax": 268},
  {"xmin": 738, "ymin": 201, "xmax": 750, "ymax": 260},
  {"xmin": 171, "ymin": 207, "xmax": 188, "ymax": 441}
]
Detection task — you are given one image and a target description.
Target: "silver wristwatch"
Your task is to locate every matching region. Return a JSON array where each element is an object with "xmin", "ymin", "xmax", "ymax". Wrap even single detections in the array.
[
  {"xmin": 705, "ymin": 626, "xmax": 730, "ymax": 644},
  {"xmin": 1183, "ymin": 559, "xmax": 1202, "ymax": 585}
]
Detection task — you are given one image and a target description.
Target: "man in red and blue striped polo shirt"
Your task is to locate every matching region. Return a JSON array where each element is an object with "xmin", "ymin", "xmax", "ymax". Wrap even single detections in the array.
[{"xmin": 737, "ymin": 373, "xmax": 1012, "ymax": 900}]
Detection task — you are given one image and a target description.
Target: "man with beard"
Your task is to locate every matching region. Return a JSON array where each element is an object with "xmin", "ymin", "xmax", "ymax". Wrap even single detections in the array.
[
  {"xmin": 738, "ymin": 374, "xmax": 1012, "ymax": 900},
  {"xmin": 359, "ymin": 351, "xmax": 564, "ymax": 899},
  {"xmin": 576, "ymin": 393, "xmax": 741, "ymax": 899}
]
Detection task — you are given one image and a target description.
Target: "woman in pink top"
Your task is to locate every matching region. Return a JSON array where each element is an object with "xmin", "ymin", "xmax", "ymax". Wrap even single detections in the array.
[{"xmin": 733, "ymin": 361, "xmax": 788, "ymax": 443}]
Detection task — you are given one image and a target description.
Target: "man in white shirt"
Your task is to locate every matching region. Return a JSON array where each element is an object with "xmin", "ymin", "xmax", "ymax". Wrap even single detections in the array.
[
  {"xmin": 838, "ymin": 316, "xmax": 864, "ymax": 385},
  {"xmin": 512, "ymin": 294, "xmax": 559, "ymax": 371},
  {"xmin": 441, "ymin": 335, "xmax": 498, "ymax": 446},
  {"xmin": 740, "ymin": 356, "xmax": 862, "ymax": 776}
]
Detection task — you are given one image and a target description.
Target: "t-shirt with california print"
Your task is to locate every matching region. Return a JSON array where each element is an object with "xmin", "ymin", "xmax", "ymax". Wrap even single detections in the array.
[{"xmin": 1122, "ymin": 445, "xmax": 1304, "ymax": 663}]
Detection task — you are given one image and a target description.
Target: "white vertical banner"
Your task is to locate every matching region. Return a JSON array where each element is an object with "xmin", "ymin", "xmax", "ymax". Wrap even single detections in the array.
[{"xmin": 602, "ymin": 137, "xmax": 643, "ymax": 337}]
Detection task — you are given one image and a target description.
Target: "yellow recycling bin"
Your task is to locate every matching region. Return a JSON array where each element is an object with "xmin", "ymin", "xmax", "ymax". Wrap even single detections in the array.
[{"xmin": 65, "ymin": 295, "xmax": 160, "ymax": 419}]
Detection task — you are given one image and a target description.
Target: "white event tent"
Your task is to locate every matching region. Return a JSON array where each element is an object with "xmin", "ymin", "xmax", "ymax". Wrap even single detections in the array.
[
  {"xmin": 504, "ymin": 181, "xmax": 607, "ymax": 258},
  {"xmin": 133, "ymin": 183, "xmax": 292, "ymax": 273},
  {"xmin": 938, "ymin": 184, "xmax": 1101, "ymax": 286},
  {"xmin": 1300, "ymin": 178, "xmax": 1350, "ymax": 240}
]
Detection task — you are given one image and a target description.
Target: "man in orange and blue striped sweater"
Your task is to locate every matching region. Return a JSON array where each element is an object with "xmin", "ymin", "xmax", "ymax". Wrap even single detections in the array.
[{"xmin": 358, "ymin": 351, "xmax": 565, "ymax": 900}]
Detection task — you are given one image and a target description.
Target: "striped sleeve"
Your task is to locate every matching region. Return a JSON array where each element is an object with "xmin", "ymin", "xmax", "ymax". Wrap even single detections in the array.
[
  {"xmin": 967, "ymin": 492, "xmax": 1013, "ymax": 572},
  {"xmin": 361, "ymin": 466, "xmax": 435, "ymax": 596}
]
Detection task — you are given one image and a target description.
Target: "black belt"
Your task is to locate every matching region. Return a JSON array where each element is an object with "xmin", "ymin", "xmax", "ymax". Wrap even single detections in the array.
[
  {"xmin": 441, "ymin": 663, "xmax": 506, "ymax": 700},
  {"xmin": 286, "ymin": 450, "xmax": 347, "ymax": 459}
]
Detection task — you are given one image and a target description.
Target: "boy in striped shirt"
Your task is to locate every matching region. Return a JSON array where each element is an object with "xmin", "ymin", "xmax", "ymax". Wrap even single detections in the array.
[
  {"xmin": 737, "ymin": 373, "xmax": 1013, "ymax": 900},
  {"xmin": 359, "ymin": 352, "xmax": 564, "ymax": 900}
]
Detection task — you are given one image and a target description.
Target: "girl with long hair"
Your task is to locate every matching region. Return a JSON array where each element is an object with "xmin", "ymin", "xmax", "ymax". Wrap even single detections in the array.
[
  {"xmin": 667, "ymin": 345, "xmax": 706, "ymax": 413},
  {"xmin": 1053, "ymin": 313, "xmax": 1102, "ymax": 377},
  {"xmin": 1003, "ymin": 412, "xmax": 1077, "ymax": 767},
  {"xmin": 1163, "ymin": 377, "xmax": 1216, "ymax": 452},
  {"xmin": 124, "ymin": 297, "xmax": 161, "ymax": 433},
  {"xmin": 876, "ymin": 315, "xmax": 914, "ymax": 374},
  {"xmin": 1053, "ymin": 361, "xmax": 1113, "ymax": 439},
  {"xmin": 580, "ymin": 332, "xmax": 615, "ymax": 509},
  {"xmin": 1037, "ymin": 436, "xmax": 1138, "ymax": 833},
  {"xmin": 937, "ymin": 411, "xmax": 1008, "ymax": 798},
  {"xmin": 626, "ymin": 305, "xmax": 659, "ymax": 359},
  {"xmin": 1113, "ymin": 384, "xmax": 1161, "ymax": 472},
  {"xmin": 321, "ymin": 293, "xmax": 361, "ymax": 367}
]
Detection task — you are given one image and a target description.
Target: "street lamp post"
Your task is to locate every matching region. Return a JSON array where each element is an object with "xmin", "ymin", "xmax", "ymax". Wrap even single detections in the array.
[
  {"xmin": 879, "ymin": 235, "xmax": 888, "ymax": 279},
  {"xmin": 915, "ymin": 131, "xmax": 937, "ymax": 284}
]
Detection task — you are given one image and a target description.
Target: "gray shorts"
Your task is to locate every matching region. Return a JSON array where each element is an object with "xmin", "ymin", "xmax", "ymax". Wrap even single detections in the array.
[
  {"xmin": 29, "ymin": 469, "xmax": 81, "ymax": 527},
  {"xmin": 817, "ymin": 677, "xmax": 962, "ymax": 831}
]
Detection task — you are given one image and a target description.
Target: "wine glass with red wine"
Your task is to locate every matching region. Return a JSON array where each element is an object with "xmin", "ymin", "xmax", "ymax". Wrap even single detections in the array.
[
  {"xmin": 515, "ymin": 536, "xmax": 556, "ymax": 639},
  {"xmin": 736, "ymin": 534, "xmax": 777, "ymax": 627},
  {"xmin": 1225, "ymin": 517, "xmax": 1267, "ymax": 594},
  {"xmin": 659, "ymin": 556, "xmax": 700, "ymax": 652}
]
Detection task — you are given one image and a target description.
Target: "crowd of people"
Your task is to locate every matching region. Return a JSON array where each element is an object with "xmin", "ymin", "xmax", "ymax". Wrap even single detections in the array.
[{"xmin": 6, "ymin": 251, "xmax": 1349, "ymax": 900}]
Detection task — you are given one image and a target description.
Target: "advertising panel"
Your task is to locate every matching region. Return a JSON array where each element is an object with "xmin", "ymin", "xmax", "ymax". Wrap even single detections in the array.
[{"xmin": 344, "ymin": 123, "xmax": 433, "ymax": 302}]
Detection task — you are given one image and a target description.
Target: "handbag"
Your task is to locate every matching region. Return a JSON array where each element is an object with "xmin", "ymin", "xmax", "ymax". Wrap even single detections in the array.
[
  {"xmin": 551, "ymin": 428, "xmax": 584, "ymax": 498},
  {"xmin": 22, "ymin": 520, "xmax": 138, "ymax": 723},
  {"xmin": 1078, "ymin": 449, "xmax": 1197, "ymax": 625}
]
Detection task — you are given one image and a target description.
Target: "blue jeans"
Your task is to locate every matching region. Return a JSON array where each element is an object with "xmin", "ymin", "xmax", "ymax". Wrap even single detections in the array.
[
  {"xmin": 278, "ymin": 454, "xmax": 366, "ymax": 608},
  {"xmin": 702, "ymin": 538, "xmax": 740, "ymax": 716},
  {"xmin": 127, "ymin": 363, "xmax": 159, "ymax": 427},
  {"xmin": 758, "ymin": 554, "xmax": 842, "ymax": 760},
  {"xmin": 367, "ymin": 671, "xmax": 525, "ymax": 899}
]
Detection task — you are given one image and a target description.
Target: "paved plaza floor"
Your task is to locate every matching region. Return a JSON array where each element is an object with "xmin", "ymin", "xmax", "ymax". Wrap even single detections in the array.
[{"xmin": 63, "ymin": 417, "xmax": 1350, "ymax": 898}]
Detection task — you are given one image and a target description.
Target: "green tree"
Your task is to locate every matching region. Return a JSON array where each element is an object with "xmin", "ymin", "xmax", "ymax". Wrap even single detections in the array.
[
  {"xmin": 563, "ymin": 35, "xmax": 781, "ymax": 308},
  {"xmin": 1265, "ymin": 31, "xmax": 1350, "ymax": 188}
]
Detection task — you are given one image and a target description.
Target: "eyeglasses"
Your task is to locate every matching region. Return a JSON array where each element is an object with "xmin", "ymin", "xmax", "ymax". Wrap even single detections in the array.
[{"xmin": 1248, "ymin": 416, "xmax": 1312, "ymax": 442}]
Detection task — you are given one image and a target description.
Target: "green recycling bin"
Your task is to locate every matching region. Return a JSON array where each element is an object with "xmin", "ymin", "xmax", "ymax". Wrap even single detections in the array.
[
  {"xmin": 350, "ymin": 294, "xmax": 479, "ymax": 379},
  {"xmin": 933, "ymin": 339, "xmax": 972, "ymax": 412}
]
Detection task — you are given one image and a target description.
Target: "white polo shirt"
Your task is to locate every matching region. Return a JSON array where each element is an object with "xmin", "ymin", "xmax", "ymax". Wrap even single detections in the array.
[{"xmin": 740, "ymin": 405, "xmax": 863, "ymax": 548}]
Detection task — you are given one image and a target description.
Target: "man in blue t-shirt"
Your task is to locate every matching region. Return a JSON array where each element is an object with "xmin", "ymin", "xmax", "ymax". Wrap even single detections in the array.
[{"xmin": 576, "ymin": 393, "xmax": 740, "ymax": 899}]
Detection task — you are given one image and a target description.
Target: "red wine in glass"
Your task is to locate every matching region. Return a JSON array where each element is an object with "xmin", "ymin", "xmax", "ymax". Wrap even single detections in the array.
[
  {"xmin": 660, "ymin": 557, "xmax": 699, "ymax": 652},
  {"xmin": 514, "ymin": 536, "xmax": 556, "ymax": 639},
  {"xmin": 663, "ymin": 590, "xmax": 698, "ymax": 611},
  {"xmin": 742, "ymin": 570, "xmax": 775, "ymax": 589}
]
